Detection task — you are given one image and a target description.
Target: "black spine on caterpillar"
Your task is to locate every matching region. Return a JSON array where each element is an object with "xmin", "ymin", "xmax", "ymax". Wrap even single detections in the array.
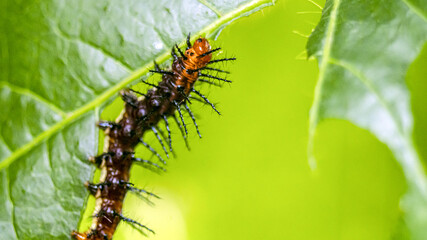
[{"xmin": 72, "ymin": 35, "xmax": 235, "ymax": 240}]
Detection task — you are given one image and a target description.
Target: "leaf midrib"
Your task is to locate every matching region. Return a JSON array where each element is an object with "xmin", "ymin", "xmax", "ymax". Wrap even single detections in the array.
[
  {"xmin": 307, "ymin": 0, "xmax": 341, "ymax": 168},
  {"xmin": 401, "ymin": 0, "xmax": 427, "ymax": 22},
  {"xmin": 0, "ymin": 0, "xmax": 275, "ymax": 171}
]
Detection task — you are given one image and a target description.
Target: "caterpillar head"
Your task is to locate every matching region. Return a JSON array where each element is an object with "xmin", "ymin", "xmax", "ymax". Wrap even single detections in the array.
[{"xmin": 186, "ymin": 37, "xmax": 212, "ymax": 66}]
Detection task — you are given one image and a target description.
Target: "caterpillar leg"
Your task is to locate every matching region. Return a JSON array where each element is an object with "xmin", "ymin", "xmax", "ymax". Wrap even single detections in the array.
[
  {"xmin": 71, "ymin": 230, "xmax": 109, "ymax": 240},
  {"xmin": 97, "ymin": 121, "xmax": 120, "ymax": 130},
  {"xmin": 120, "ymin": 90, "xmax": 138, "ymax": 108},
  {"xmin": 71, "ymin": 231, "xmax": 88, "ymax": 240},
  {"xmin": 88, "ymin": 152, "xmax": 113, "ymax": 167}
]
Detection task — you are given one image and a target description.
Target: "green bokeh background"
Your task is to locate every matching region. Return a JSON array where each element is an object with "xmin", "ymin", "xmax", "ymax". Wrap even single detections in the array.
[{"xmin": 82, "ymin": 0, "xmax": 427, "ymax": 239}]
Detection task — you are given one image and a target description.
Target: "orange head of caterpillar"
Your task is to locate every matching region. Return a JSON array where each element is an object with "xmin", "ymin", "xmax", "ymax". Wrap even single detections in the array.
[{"xmin": 185, "ymin": 37, "xmax": 212, "ymax": 68}]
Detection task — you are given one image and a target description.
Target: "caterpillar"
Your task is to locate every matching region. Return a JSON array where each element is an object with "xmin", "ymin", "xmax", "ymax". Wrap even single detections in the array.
[{"xmin": 71, "ymin": 34, "xmax": 235, "ymax": 240}]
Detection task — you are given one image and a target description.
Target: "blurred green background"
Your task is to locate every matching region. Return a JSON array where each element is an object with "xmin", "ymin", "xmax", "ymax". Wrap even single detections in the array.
[{"xmin": 81, "ymin": 0, "xmax": 427, "ymax": 239}]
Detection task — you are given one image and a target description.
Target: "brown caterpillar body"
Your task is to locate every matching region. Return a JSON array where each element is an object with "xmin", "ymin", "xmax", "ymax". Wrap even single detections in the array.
[{"xmin": 71, "ymin": 35, "xmax": 235, "ymax": 240}]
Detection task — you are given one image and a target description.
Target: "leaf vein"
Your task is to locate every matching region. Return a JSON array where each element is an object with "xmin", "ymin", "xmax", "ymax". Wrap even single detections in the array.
[
  {"xmin": 152, "ymin": 27, "xmax": 171, "ymax": 50},
  {"xmin": 198, "ymin": 0, "xmax": 223, "ymax": 17},
  {"xmin": 0, "ymin": 81, "xmax": 67, "ymax": 118},
  {"xmin": 66, "ymin": 67, "xmax": 98, "ymax": 95},
  {"xmin": 0, "ymin": 133, "xmax": 12, "ymax": 153},
  {"xmin": 6, "ymin": 170, "xmax": 18, "ymax": 239},
  {"xmin": 328, "ymin": 57, "xmax": 405, "ymax": 135},
  {"xmin": 46, "ymin": 140, "xmax": 61, "ymax": 192},
  {"xmin": 51, "ymin": 24, "xmax": 133, "ymax": 72}
]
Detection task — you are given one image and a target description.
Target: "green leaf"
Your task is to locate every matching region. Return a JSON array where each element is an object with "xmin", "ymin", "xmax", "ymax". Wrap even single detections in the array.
[
  {"xmin": 0, "ymin": 0, "xmax": 275, "ymax": 239},
  {"xmin": 307, "ymin": 0, "xmax": 427, "ymax": 238}
]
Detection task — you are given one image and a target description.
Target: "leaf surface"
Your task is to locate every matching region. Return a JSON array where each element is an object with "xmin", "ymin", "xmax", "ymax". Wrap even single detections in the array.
[
  {"xmin": 0, "ymin": 0, "xmax": 275, "ymax": 238},
  {"xmin": 307, "ymin": 0, "xmax": 427, "ymax": 238}
]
